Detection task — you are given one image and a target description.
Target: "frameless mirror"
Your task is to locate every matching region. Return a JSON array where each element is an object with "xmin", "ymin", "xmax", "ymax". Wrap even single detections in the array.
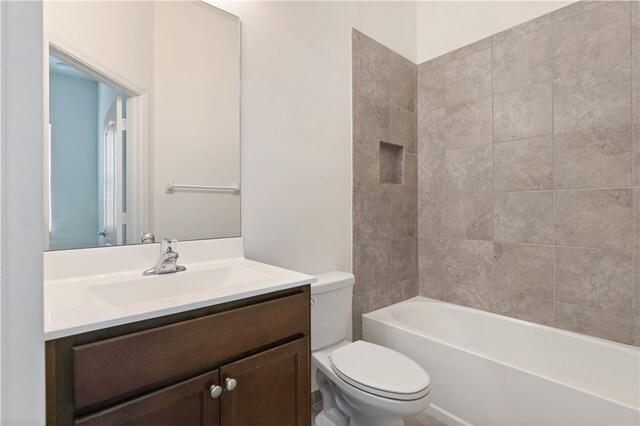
[{"xmin": 44, "ymin": 1, "xmax": 240, "ymax": 251}]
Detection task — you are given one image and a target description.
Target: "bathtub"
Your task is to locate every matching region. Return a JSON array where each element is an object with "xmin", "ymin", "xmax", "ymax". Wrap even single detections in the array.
[{"xmin": 362, "ymin": 296, "xmax": 640, "ymax": 426}]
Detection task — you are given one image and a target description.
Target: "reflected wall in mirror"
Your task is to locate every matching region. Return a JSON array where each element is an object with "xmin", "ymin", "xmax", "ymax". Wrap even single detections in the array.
[{"xmin": 44, "ymin": 1, "xmax": 241, "ymax": 251}]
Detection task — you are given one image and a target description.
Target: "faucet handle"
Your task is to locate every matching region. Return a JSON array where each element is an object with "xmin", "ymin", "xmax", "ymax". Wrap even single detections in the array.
[{"xmin": 160, "ymin": 239, "xmax": 178, "ymax": 254}]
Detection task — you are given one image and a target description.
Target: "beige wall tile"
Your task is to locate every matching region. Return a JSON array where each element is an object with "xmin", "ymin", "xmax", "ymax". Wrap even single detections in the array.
[
  {"xmin": 635, "ymin": 189, "xmax": 639, "ymax": 251},
  {"xmin": 445, "ymin": 96, "xmax": 493, "ymax": 149},
  {"xmin": 494, "ymin": 136, "xmax": 553, "ymax": 191},
  {"xmin": 443, "ymin": 36, "xmax": 493, "ymax": 64},
  {"xmin": 417, "ymin": 55, "xmax": 448, "ymax": 74},
  {"xmin": 633, "ymin": 0, "xmax": 639, "ymax": 58},
  {"xmin": 352, "ymin": 39, "xmax": 390, "ymax": 101},
  {"xmin": 356, "ymin": 12, "xmax": 640, "ymax": 346},
  {"xmin": 554, "ymin": 126, "xmax": 632, "ymax": 189},
  {"xmin": 554, "ymin": 61, "xmax": 632, "ymax": 134},
  {"xmin": 419, "ymin": 275, "xmax": 449, "ymax": 301},
  {"xmin": 390, "ymin": 60, "xmax": 416, "ymax": 113},
  {"xmin": 553, "ymin": 1, "xmax": 631, "ymax": 77},
  {"xmin": 418, "ymin": 152, "xmax": 445, "ymax": 195},
  {"xmin": 634, "ymin": 58, "xmax": 639, "ymax": 124},
  {"xmin": 634, "ymin": 125, "xmax": 640, "ymax": 186},
  {"xmin": 418, "ymin": 238, "xmax": 446, "ymax": 281},
  {"xmin": 555, "ymin": 189, "xmax": 633, "ymax": 250},
  {"xmin": 353, "ymin": 240, "xmax": 390, "ymax": 295},
  {"xmin": 556, "ymin": 247, "xmax": 633, "ymax": 314},
  {"xmin": 417, "ymin": 65, "xmax": 445, "ymax": 114},
  {"xmin": 385, "ymin": 152, "xmax": 417, "ymax": 195},
  {"xmin": 493, "ymin": 13, "xmax": 552, "ymax": 46},
  {"xmin": 634, "ymin": 252, "xmax": 640, "ymax": 345},
  {"xmin": 445, "ymin": 48, "xmax": 492, "ymax": 107},
  {"xmin": 493, "ymin": 26, "xmax": 552, "ymax": 93},
  {"xmin": 555, "ymin": 301, "xmax": 633, "ymax": 344},
  {"xmin": 494, "ymin": 243, "xmax": 554, "ymax": 300},
  {"xmin": 395, "ymin": 277, "xmax": 419, "ymax": 303},
  {"xmin": 389, "ymin": 237, "xmax": 418, "ymax": 282},
  {"xmin": 418, "ymin": 108, "xmax": 445, "ymax": 152},
  {"xmin": 353, "ymin": 91, "xmax": 390, "ymax": 146},
  {"xmin": 380, "ymin": 142, "xmax": 403, "ymax": 184},
  {"xmin": 418, "ymin": 194, "xmax": 446, "ymax": 238},
  {"xmin": 390, "ymin": 106, "xmax": 417, "ymax": 154},
  {"xmin": 494, "ymin": 191, "xmax": 554, "ymax": 244},
  {"xmin": 551, "ymin": 1, "xmax": 611, "ymax": 23},
  {"xmin": 390, "ymin": 195, "xmax": 417, "ymax": 238},
  {"xmin": 352, "ymin": 295, "xmax": 363, "ymax": 341},
  {"xmin": 492, "ymin": 292, "xmax": 555, "ymax": 326},
  {"xmin": 353, "ymin": 142, "xmax": 380, "ymax": 193},
  {"xmin": 352, "ymin": 29, "xmax": 390, "ymax": 57},
  {"xmin": 353, "ymin": 192, "xmax": 390, "ymax": 244},
  {"xmin": 359, "ymin": 286, "xmax": 392, "ymax": 314},
  {"xmin": 446, "ymin": 239, "xmax": 494, "ymax": 287},
  {"xmin": 446, "ymin": 284, "xmax": 493, "ymax": 311},
  {"xmin": 445, "ymin": 145, "xmax": 493, "ymax": 193},
  {"xmin": 446, "ymin": 193, "xmax": 494, "ymax": 240},
  {"xmin": 494, "ymin": 81, "xmax": 553, "ymax": 142}
]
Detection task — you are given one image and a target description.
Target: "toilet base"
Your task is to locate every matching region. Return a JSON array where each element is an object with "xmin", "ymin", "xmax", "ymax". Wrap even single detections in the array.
[
  {"xmin": 314, "ymin": 409, "xmax": 404, "ymax": 426},
  {"xmin": 314, "ymin": 411, "xmax": 336, "ymax": 426}
]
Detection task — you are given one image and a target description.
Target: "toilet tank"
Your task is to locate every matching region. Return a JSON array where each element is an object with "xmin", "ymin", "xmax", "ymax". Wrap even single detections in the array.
[{"xmin": 311, "ymin": 271, "xmax": 355, "ymax": 351}]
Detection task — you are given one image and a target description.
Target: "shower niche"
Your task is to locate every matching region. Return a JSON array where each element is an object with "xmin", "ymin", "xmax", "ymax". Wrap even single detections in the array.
[{"xmin": 379, "ymin": 141, "xmax": 404, "ymax": 185}]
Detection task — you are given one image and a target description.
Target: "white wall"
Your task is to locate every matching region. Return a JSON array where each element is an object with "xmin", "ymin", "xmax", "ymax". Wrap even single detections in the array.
[
  {"xmin": 44, "ymin": 1, "xmax": 154, "ymax": 92},
  {"xmin": 0, "ymin": 1, "xmax": 45, "ymax": 423},
  {"xmin": 213, "ymin": 1, "xmax": 417, "ymax": 274},
  {"xmin": 417, "ymin": 0, "xmax": 574, "ymax": 63}
]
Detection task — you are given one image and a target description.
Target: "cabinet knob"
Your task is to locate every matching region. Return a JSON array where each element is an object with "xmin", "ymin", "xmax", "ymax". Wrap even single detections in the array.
[
  {"xmin": 210, "ymin": 385, "xmax": 223, "ymax": 399},
  {"xmin": 225, "ymin": 377, "xmax": 237, "ymax": 391}
]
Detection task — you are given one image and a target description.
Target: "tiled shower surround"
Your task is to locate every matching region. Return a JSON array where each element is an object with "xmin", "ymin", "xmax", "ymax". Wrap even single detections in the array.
[
  {"xmin": 353, "ymin": 0, "xmax": 640, "ymax": 346},
  {"xmin": 352, "ymin": 29, "xmax": 418, "ymax": 340}
]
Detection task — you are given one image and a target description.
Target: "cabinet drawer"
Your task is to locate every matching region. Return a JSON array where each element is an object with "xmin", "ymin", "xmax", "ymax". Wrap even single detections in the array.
[
  {"xmin": 75, "ymin": 370, "xmax": 220, "ymax": 426},
  {"xmin": 73, "ymin": 292, "xmax": 309, "ymax": 413}
]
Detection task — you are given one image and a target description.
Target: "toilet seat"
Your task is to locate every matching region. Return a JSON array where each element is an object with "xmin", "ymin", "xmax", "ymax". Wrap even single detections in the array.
[{"xmin": 330, "ymin": 341, "xmax": 431, "ymax": 401}]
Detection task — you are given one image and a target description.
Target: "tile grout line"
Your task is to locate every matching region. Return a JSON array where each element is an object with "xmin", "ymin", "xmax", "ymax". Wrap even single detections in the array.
[
  {"xmin": 551, "ymin": 14, "xmax": 557, "ymax": 327},
  {"xmin": 632, "ymin": 0, "xmax": 635, "ymax": 345},
  {"xmin": 491, "ymin": 39, "xmax": 496, "ymax": 313},
  {"xmin": 413, "ymin": 235, "xmax": 635, "ymax": 254}
]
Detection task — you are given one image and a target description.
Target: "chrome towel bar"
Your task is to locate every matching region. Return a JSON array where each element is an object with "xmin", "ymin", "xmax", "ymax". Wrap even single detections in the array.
[{"xmin": 165, "ymin": 181, "xmax": 240, "ymax": 194}]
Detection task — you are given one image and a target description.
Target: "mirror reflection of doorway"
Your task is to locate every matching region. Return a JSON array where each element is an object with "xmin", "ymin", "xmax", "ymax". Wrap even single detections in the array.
[{"xmin": 48, "ymin": 55, "xmax": 128, "ymax": 250}]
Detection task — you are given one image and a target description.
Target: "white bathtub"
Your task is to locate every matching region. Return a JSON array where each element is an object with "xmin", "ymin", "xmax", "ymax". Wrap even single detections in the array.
[{"xmin": 363, "ymin": 296, "xmax": 640, "ymax": 426}]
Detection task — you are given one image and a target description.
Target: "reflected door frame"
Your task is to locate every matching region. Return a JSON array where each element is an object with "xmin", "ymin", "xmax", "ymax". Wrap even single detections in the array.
[{"xmin": 43, "ymin": 33, "xmax": 149, "ymax": 250}]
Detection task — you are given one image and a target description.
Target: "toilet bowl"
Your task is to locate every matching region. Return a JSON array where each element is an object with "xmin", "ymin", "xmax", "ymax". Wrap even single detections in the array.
[{"xmin": 311, "ymin": 272, "xmax": 431, "ymax": 426}]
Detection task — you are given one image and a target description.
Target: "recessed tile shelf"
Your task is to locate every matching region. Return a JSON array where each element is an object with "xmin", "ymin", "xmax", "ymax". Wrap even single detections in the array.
[{"xmin": 379, "ymin": 141, "xmax": 404, "ymax": 184}]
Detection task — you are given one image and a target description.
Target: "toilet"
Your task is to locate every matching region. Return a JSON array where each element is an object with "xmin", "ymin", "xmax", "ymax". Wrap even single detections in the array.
[{"xmin": 311, "ymin": 271, "xmax": 431, "ymax": 426}]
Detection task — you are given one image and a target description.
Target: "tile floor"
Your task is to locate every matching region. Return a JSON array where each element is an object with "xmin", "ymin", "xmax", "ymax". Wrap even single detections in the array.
[{"xmin": 311, "ymin": 401, "xmax": 446, "ymax": 426}]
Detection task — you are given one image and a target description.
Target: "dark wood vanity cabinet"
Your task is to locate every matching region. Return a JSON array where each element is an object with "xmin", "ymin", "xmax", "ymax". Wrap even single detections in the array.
[
  {"xmin": 75, "ymin": 370, "xmax": 221, "ymax": 426},
  {"xmin": 46, "ymin": 286, "xmax": 311, "ymax": 426}
]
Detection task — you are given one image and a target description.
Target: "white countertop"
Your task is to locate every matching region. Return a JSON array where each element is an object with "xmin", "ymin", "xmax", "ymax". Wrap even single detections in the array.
[{"xmin": 44, "ymin": 238, "xmax": 316, "ymax": 340}]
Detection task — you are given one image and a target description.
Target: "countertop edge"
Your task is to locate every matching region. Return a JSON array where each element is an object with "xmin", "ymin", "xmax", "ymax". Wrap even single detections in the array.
[{"xmin": 44, "ymin": 277, "xmax": 315, "ymax": 341}]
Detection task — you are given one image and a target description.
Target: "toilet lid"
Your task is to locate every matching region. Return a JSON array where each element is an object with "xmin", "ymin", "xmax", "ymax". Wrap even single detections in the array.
[{"xmin": 330, "ymin": 341, "xmax": 430, "ymax": 401}]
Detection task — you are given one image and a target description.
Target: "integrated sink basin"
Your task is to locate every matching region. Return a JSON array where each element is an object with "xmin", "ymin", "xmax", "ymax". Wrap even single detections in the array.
[
  {"xmin": 44, "ymin": 239, "xmax": 316, "ymax": 340},
  {"xmin": 87, "ymin": 265, "xmax": 272, "ymax": 307}
]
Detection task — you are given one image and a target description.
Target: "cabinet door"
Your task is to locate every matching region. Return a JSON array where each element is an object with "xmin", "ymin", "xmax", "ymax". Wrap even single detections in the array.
[
  {"xmin": 75, "ymin": 370, "xmax": 221, "ymax": 426},
  {"xmin": 220, "ymin": 338, "xmax": 310, "ymax": 426}
]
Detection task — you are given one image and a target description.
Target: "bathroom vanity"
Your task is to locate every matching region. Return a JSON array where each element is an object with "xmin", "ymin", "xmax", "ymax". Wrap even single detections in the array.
[
  {"xmin": 44, "ymin": 239, "xmax": 314, "ymax": 425},
  {"xmin": 46, "ymin": 285, "xmax": 310, "ymax": 425},
  {"xmin": 42, "ymin": 2, "xmax": 315, "ymax": 424}
]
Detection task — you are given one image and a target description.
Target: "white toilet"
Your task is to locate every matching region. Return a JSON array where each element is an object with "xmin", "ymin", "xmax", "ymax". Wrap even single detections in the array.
[{"xmin": 311, "ymin": 272, "xmax": 431, "ymax": 426}]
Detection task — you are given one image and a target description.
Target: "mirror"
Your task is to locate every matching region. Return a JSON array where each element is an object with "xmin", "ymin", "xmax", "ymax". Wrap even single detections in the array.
[{"xmin": 44, "ymin": 1, "xmax": 240, "ymax": 251}]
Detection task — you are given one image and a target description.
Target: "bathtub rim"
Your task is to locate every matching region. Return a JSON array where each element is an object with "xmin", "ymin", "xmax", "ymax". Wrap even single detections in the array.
[{"xmin": 362, "ymin": 296, "xmax": 640, "ymax": 412}]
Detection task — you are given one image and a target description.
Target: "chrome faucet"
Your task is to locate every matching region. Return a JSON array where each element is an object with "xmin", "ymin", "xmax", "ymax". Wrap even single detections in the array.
[{"xmin": 143, "ymin": 239, "xmax": 187, "ymax": 276}]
